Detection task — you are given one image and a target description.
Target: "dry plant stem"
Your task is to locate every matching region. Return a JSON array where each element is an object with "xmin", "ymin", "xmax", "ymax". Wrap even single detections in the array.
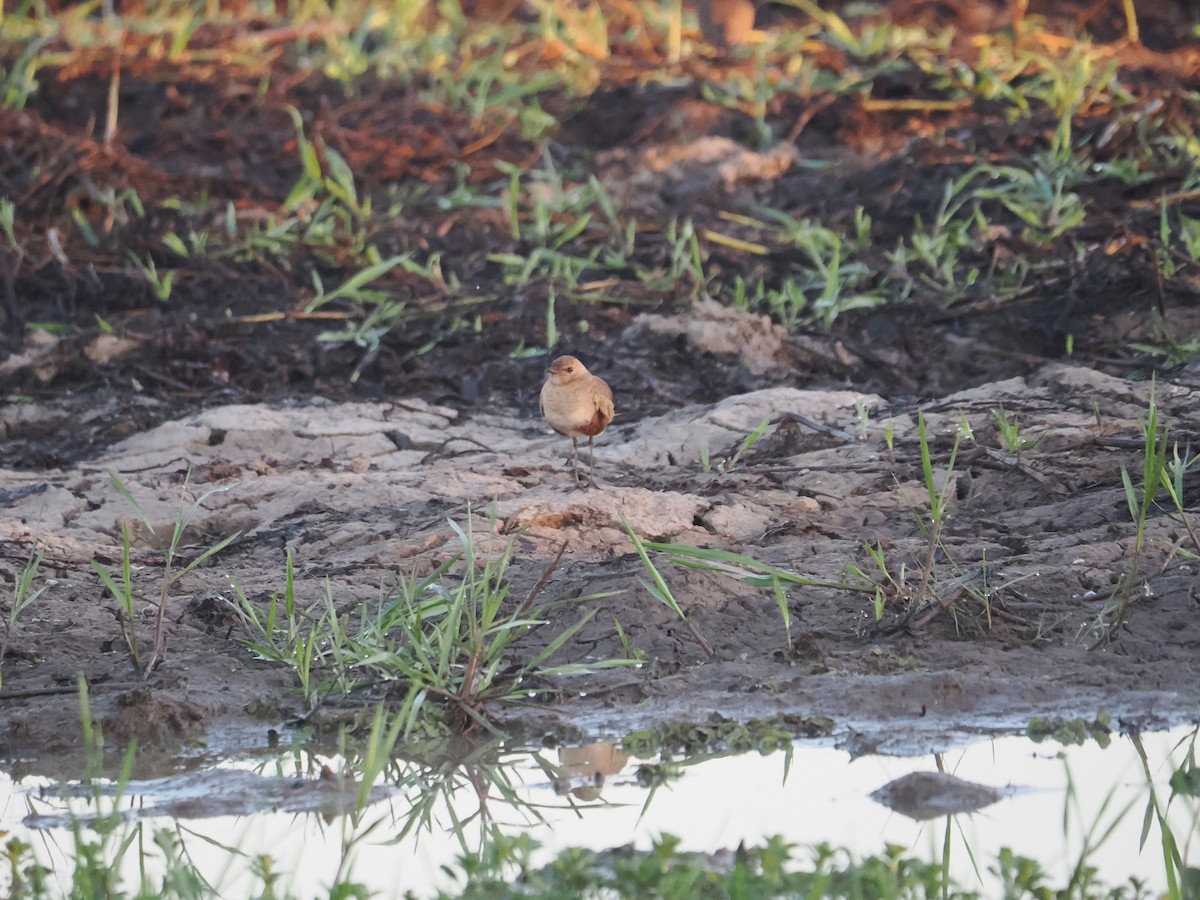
[
  {"xmin": 0, "ymin": 684, "xmax": 85, "ymax": 699},
  {"xmin": 914, "ymin": 518, "xmax": 942, "ymax": 608},
  {"xmin": 104, "ymin": 27, "xmax": 123, "ymax": 146},
  {"xmin": 1121, "ymin": 0, "xmax": 1139, "ymax": 45},
  {"xmin": 461, "ymin": 650, "xmax": 483, "ymax": 719},
  {"xmin": 1150, "ymin": 238, "xmax": 1166, "ymax": 314},
  {"xmin": 988, "ymin": 604, "xmax": 1029, "ymax": 626},
  {"xmin": 146, "ymin": 555, "xmax": 177, "ymax": 673},
  {"xmin": 777, "ymin": 411, "xmax": 856, "ymax": 442},
  {"xmin": 1175, "ymin": 514, "xmax": 1200, "ymax": 559},
  {"xmin": 1087, "ymin": 580, "xmax": 1135, "ymax": 652},
  {"xmin": 516, "ymin": 540, "xmax": 569, "ymax": 618},
  {"xmin": 684, "ymin": 618, "xmax": 715, "ymax": 657},
  {"xmin": 120, "ymin": 625, "xmax": 140, "ymax": 671},
  {"xmin": 666, "ymin": 0, "xmax": 682, "ymax": 63},
  {"xmin": 1012, "ymin": 0, "xmax": 1028, "ymax": 32},
  {"xmin": 912, "ymin": 586, "xmax": 966, "ymax": 629}
]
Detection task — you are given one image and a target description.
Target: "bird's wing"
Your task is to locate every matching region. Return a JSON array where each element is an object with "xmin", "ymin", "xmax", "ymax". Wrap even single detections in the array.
[{"xmin": 595, "ymin": 380, "xmax": 615, "ymax": 422}]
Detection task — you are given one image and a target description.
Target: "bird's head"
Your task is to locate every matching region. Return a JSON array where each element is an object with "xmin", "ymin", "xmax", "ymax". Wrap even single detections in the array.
[{"xmin": 546, "ymin": 355, "xmax": 587, "ymax": 383}]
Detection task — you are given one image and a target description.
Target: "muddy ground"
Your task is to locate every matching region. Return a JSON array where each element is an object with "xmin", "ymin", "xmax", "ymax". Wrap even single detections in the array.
[{"xmin": 3, "ymin": 0, "xmax": 1200, "ymax": 777}]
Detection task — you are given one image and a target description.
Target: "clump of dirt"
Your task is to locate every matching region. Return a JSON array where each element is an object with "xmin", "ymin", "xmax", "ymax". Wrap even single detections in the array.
[{"xmin": 106, "ymin": 690, "xmax": 210, "ymax": 747}]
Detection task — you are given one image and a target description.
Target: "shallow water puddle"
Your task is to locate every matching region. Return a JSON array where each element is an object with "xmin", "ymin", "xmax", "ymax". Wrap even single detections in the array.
[{"xmin": 2, "ymin": 725, "xmax": 1197, "ymax": 896}]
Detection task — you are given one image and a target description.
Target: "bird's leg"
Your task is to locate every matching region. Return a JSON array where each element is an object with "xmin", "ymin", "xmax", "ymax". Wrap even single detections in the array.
[
  {"xmin": 587, "ymin": 436, "xmax": 598, "ymax": 487},
  {"xmin": 571, "ymin": 437, "xmax": 581, "ymax": 485}
]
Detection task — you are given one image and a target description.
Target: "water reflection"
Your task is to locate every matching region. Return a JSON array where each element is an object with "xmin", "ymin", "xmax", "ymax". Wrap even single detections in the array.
[
  {"xmin": 869, "ymin": 770, "xmax": 1013, "ymax": 820},
  {"xmin": 23, "ymin": 765, "xmax": 392, "ymax": 828},
  {"xmin": 2, "ymin": 725, "xmax": 1197, "ymax": 897},
  {"xmin": 553, "ymin": 742, "xmax": 629, "ymax": 802}
]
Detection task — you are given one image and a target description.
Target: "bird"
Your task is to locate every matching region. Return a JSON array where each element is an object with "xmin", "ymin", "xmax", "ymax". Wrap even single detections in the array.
[{"xmin": 539, "ymin": 355, "xmax": 614, "ymax": 487}]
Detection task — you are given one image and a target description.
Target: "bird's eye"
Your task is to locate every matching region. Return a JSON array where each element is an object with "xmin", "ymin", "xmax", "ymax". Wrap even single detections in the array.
[{"xmin": 566, "ymin": 366, "xmax": 574, "ymax": 373}]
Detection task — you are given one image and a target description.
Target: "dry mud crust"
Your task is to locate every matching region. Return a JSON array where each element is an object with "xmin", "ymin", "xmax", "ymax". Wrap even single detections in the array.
[{"xmin": 2, "ymin": 353, "xmax": 1199, "ymax": 771}]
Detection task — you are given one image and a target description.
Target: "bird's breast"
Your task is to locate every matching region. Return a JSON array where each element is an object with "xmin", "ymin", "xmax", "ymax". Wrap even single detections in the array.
[{"xmin": 540, "ymin": 381, "xmax": 611, "ymax": 437}]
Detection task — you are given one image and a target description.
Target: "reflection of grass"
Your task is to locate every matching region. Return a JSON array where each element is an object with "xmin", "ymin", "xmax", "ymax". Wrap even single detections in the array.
[
  {"xmin": 1027, "ymin": 713, "xmax": 1113, "ymax": 748},
  {"xmin": 13, "ymin": 710, "xmax": 1198, "ymax": 899},
  {"xmin": 1129, "ymin": 726, "xmax": 1198, "ymax": 898},
  {"xmin": 7, "ymin": 680, "xmax": 186, "ymax": 897},
  {"xmin": 622, "ymin": 712, "xmax": 832, "ymax": 760}
]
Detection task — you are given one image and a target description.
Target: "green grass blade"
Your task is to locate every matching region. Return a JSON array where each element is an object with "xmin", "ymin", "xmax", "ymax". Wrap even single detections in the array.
[
  {"xmin": 524, "ymin": 609, "xmax": 597, "ymax": 671},
  {"xmin": 624, "ymin": 521, "xmax": 684, "ymax": 617},
  {"xmin": 176, "ymin": 530, "xmax": 242, "ymax": 579}
]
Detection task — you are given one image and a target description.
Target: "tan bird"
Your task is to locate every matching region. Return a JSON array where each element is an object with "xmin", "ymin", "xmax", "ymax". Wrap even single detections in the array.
[{"xmin": 539, "ymin": 355, "xmax": 614, "ymax": 486}]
